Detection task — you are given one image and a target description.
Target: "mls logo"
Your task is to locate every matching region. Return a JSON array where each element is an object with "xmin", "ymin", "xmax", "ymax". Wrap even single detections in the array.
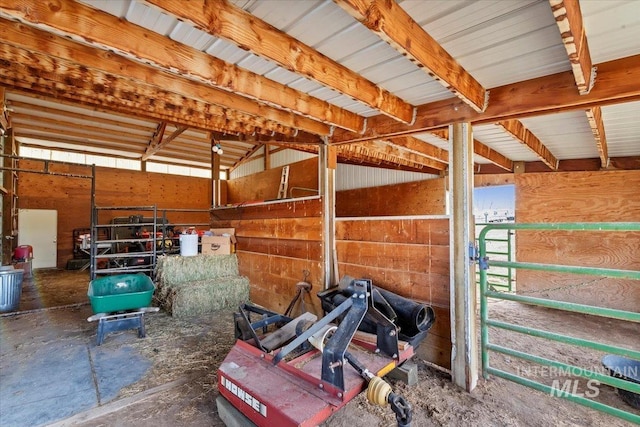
[{"xmin": 550, "ymin": 379, "xmax": 600, "ymax": 398}]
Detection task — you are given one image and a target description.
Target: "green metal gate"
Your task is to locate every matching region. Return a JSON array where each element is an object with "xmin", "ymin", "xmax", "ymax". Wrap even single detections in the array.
[
  {"xmin": 476, "ymin": 223, "xmax": 514, "ymax": 292},
  {"xmin": 479, "ymin": 222, "xmax": 640, "ymax": 424}
]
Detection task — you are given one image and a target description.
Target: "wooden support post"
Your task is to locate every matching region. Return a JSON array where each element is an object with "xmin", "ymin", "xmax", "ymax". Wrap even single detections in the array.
[
  {"xmin": 320, "ymin": 140, "xmax": 337, "ymax": 289},
  {"xmin": 211, "ymin": 134, "xmax": 221, "ymax": 208},
  {"xmin": 449, "ymin": 122, "xmax": 478, "ymax": 391}
]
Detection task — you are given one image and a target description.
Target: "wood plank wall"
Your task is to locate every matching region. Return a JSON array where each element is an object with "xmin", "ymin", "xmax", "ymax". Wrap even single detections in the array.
[
  {"xmin": 18, "ymin": 159, "xmax": 210, "ymax": 268},
  {"xmin": 226, "ymin": 157, "xmax": 318, "ymax": 204},
  {"xmin": 336, "ymin": 177, "xmax": 445, "ymax": 217},
  {"xmin": 210, "ymin": 197, "xmax": 324, "ymax": 316},
  {"xmin": 515, "ymin": 170, "xmax": 640, "ymax": 311},
  {"xmin": 335, "ymin": 217, "xmax": 451, "ymax": 369}
]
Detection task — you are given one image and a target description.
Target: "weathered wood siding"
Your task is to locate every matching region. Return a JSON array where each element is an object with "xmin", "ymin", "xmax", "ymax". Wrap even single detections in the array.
[
  {"xmin": 210, "ymin": 197, "xmax": 324, "ymax": 316},
  {"xmin": 335, "ymin": 217, "xmax": 451, "ymax": 369},
  {"xmin": 515, "ymin": 170, "xmax": 640, "ymax": 311},
  {"xmin": 336, "ymin": 177, "xmax": 445, "ymax": 217},
  {"xmin": 18, "ymin": 160, "xmax": 210, "ymax": 268}
]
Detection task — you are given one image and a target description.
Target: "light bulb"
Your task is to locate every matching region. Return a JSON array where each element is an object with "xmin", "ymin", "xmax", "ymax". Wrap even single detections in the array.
[{"xmin": 218, "ymin": 149, "xmax": 224, "ymax": 155}]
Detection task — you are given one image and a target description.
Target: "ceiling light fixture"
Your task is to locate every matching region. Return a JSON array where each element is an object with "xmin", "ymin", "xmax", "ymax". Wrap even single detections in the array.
[{"xmin": 212, "ymin": 142, "xmax": 224, "ymax": 155}]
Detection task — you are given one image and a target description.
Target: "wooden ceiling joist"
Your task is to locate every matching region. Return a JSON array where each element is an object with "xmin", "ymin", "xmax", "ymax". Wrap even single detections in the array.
[
  {"xmin": 0, "ymin": 87, "xmax": 9, "ymax": 131},
  {"xmin": 387, "ymin": 136, "xmax": 449, "ymax": 163},
  {"xmin": 497, "ymin": 120, "xmax": 558, "ymax": 170},
  {"xmin": 144, "ymin": 0, "xmax": 414, "ymax": 125},
  {"xmin": 550, "ymin": 0, "xmax": 595, "ymax": 95},
  {"xmin": 0, "ymin": 18, "xmax": 329, "ymax": 137},
  {"xmin": 358, "ymin": 140, "xmax": 448, "ymax": 170},
  {"xmin": 8, "ymin": 100, "xmax": 155, "ymax": 133},
  {"xmin": 585, "ymin": 106, "xmax": 609, "ymax": 168},
  {"xmin": 0, "ymin": 0, "xmax": 363, "ymax": 134},
  {"xmin": 331, "ymin": 54, "xmax": 640, "ymax": 144},
  {"xmin": 429, "ymin": 128, "xmax": 513, "ymax": 172},
  {"xmin": 142, "ymin": 122, "xmax": 189, "ymax": 161},
  {"xmin": 0, "ymin": 43, "xmax": 311, "ymax": 139},
  {"xmin": 11, "ymin": 113, "xmax": 150, "ymax": 143},
  {"xmin": 335, "ymin": 0, "xmax": 487, "ymax": 113}
]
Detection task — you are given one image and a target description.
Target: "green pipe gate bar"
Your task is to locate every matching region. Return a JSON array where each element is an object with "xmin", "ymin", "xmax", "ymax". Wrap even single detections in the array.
[
  {"xmin": 478, "ymin": 222, "xmax": 640, "ymax": 424},
  {"xmin": 475, "ymin": 223, "xmax": 514, "ymax": 292}
]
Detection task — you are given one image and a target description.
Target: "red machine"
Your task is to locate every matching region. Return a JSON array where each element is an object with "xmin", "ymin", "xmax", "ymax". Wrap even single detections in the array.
[{"xmin": 217, "ymin": 278, "xmax": 434, "ymax": 427}]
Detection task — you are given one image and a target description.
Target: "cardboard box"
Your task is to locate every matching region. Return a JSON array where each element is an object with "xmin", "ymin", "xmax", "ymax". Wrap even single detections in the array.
[
  {"xmin": 203, "ymin": 228, "xmax": 237, "ymax": 255},
  {"xmin": 201, "ymin": 235, "xmax": 232, "ymax": 255}
]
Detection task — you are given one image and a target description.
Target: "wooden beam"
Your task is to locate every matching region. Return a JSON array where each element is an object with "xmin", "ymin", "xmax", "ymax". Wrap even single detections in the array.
[
  {"xmin": 8, "ymin": 100, "xmax": 154, "ymax": 133},
  {"xmin": 387, "ymin": 136, "xmax": 449, "ymax": 162},
  {"xmin": 331, "ymin": 54, "xmax": 640, "ymax": 143},
  {"xmin": 0, "ymin": 86, "xmax": 9, "ymax": 130},
  {"xmin": 352, "ymin": 140, "xmax": 447, "ymax": 170},
  {"xmin": 585, "ymin": 106, "xmax": 609, "ymax": 168},
  {"xmin": 0, "ymin": 0, "xmax": 363, "ymax": 133},
  {"xmin": 335, "ymin": 0, "xmax": 487, "ymax": 113},
  {"xmin": 144, "ymin": 0, "xmax": 414, "ymax": 124},
  {"xmin": 0, "ymin": 18, "xmax": 330, "ymax": 137},
  {"xmin": 0, "ymin": 43, "xmax": 311, "ymax": 138},
  {"xmin": 142, "ymin": 123, "xmax": 189, "ymax": 161},
  {"xmin": 497, "ymin": 120, "xmax": 558, "ymax": 170},
  {"xmin": 550, "ymin": 0, "xmax": 594, "ymax": 94},
  {"xmin": 11, "ymin": 112, "xmax": 151, "ymax": 142},
  {"xmin": 432, "ymin": 128, "xmax": 513, "ymax": 172}
]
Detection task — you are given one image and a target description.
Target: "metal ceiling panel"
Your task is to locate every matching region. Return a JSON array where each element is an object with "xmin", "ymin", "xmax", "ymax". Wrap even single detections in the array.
[
  {"xmin": 473, "ymin": 124, "xmax": 541, "ymax": 162},
  {"xmin": 82, "ymin": 0, "xmax": 131, "ymax": 17},
  {"xmin": 169, "ymin": 22, "xmax": 217, "ymax": 51},
  {"xmin": 581, "ymin": 0, "xmax": 640, "ymax": 64},
  {"xmin": 520, "ymin": 112, "xmax": 598, "ymax": 160},
  {"xmin": 124, "ymin": 1, "xmax": 176, "ymax": 35},
  {"xmin": 601, "ymin": 101, "xmax": 640, "ymax": 158},
  {"xmin": 206, "ymin": 38, "xmax": 252, "ymax": 64}
]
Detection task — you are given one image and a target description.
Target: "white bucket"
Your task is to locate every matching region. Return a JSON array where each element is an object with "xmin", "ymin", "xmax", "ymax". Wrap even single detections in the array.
[{"xmin": 179, "ymin": 233, "xmax": 199, "ymax": 256}]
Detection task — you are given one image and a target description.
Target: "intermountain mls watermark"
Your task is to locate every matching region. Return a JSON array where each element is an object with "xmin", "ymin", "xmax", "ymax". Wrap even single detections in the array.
[{"xmin": 515, "ymin": 365, "xmax": 639, "ymax": 398}]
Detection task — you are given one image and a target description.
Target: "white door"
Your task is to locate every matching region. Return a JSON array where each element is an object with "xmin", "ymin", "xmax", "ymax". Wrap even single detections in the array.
[{"xmin": 18, "ymin": 209, "xmax": 58, "ymax": 269}]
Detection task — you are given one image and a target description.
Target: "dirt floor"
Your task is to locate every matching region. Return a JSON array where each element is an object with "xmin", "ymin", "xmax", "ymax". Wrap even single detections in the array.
[{"xmin": 1, "ymin": 269, "xmax": 638, "ymax": 426}]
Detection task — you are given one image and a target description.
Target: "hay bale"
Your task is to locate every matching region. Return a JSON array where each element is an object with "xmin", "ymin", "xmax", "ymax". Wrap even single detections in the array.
[
  {"xmin": 156, "ymin": 254, "xmax": 240, "ymax": 286},
  {"xmin": 158, "ymin": 276, "xmax": 250, "ymax": 318},
  {"xmin": 154, "ymin": 254, "xmax": 250, "ymax": 318}
]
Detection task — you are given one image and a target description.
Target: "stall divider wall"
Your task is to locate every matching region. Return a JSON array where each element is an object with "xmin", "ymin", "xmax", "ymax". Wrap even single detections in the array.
[
  {"xmin": 335, "ymin": 216, "xmax": 452, "ymax": 369},
  {"xmin": 210, "ymin": 197, "xmax": 324, "ymax": 316}
]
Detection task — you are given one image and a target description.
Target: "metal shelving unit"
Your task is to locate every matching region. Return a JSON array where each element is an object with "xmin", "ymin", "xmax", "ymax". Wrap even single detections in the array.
[{"xmin": 90, "ymin": 206, "xmax": 159, "ymax": 280}]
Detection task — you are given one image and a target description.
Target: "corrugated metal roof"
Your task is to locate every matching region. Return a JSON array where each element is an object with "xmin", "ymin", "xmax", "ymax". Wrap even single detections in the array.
[
  {"xmin": 4, "ymin": 0, "xmax": 639, "ymax": 175},
  {"xmin": 601, "ymin": 101, "xmax": 640, "ymax": 157}
]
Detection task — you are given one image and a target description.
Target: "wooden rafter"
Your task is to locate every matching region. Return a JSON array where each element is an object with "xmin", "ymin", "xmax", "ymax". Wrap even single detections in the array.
[
  {"xmin": 358, "ymin": 140, "xmax": 448, "ymax": 170},
  {"xmin": 585, "ymin": 106, "xmax": 609, "ymax": 168},
  {"xmin": 144, "ymin": 0, "xmax": 414, "ymax": 124},
  {"xmin": 431, "ymin": 128, "xmax": 513, "ymax": 172},
  {"xmin": 0, "ymin": 43, "xmax": 318, "ymax": 140},
  {"xmin": 142, "ymin": 123, "xmax": 189, "ymax": 161},
  {"xmin": 0, "ymin": 0, "xmax": 364, "ymax": 134},
  {"xmin": 550, "ymin": 0, "xmax": 594, "ymax": 95},
  {"xmin": 387, "ymin": 136, "xmax": 449, "ymax": 163},
  {"xmin": 0, "ymin": 87, "xmax": 9, "ymax": 131},
  {"xmin": 335, "ymin": 0, "xmax": 487, "ymax": 113},
  {"xmin": 8, "ymin": 100, "xmax": 154, "ymax": 133},
  {"xmin": 0, "ymin": 18, "xmax": 330, "ymax": 137},
  {"xmin": 331, "ymin": 54, "xmax": 640, "ymax": 144},
  {"xmin": 497, "ymin": 120, "xmax": 558, "ymax": 170},
  {"xmin": 267, "ymin": 142, "xmax": 437, "ymax": 173}
]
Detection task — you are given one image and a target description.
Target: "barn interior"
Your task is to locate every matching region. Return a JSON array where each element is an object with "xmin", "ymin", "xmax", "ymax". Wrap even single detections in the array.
[{"xmin": 0, "ymin": 0, "xmax": 639, "ymax": 426}]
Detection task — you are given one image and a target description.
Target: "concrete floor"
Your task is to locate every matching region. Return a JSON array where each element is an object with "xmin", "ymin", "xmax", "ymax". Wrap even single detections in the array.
[
  {"xmin": 0, "ymin": 304, "xmax": 151, "ymax": 427},
  {"xmin": 0, "ymin": 269, "xmax": 153, "ymax": 426}
]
